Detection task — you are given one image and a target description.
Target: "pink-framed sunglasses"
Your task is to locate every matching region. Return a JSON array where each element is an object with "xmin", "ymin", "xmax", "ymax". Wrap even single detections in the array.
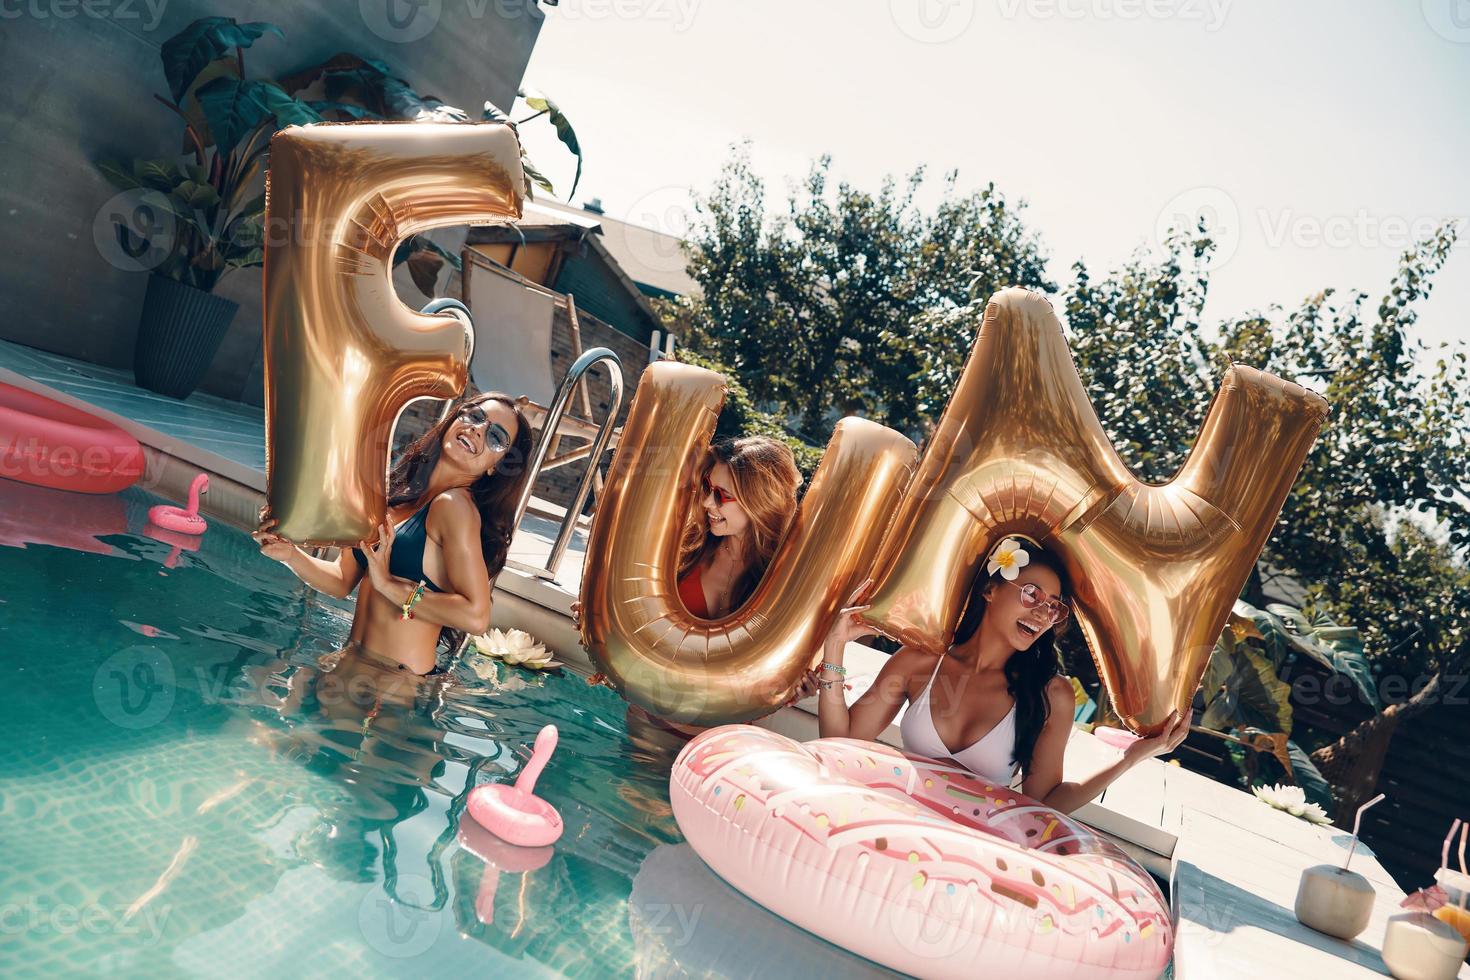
[{"xmin": 999, "ymin": 579, "xmax": 1070, "ymax": 625}]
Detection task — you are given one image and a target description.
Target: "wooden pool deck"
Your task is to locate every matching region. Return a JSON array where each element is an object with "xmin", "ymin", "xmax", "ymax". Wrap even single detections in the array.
[{"xmin": 3, "ymin": 338, "xmax": 1464, "ymax": 979}]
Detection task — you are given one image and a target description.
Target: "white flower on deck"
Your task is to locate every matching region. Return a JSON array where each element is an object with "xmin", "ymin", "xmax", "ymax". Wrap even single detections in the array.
[
  {"xmin": 986, "ymin": 537, "xmax": 1031, "ymax": 581},
  {"xmin": 1251, "ymin": 782, "xmax": 1332, "ymax": 825},
  {"xmin": 472, "ymin": 628, "xmax": 555, "ymax": 670}
]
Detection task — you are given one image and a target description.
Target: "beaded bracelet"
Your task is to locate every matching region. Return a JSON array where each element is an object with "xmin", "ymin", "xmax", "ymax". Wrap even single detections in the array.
[
  {"xmin": 400, "ymin": 580, "xmax": 427, "ymax": 621},
  {"xmin": 819, "ymin": 661, "xmax": 847, "ymax": 675}
]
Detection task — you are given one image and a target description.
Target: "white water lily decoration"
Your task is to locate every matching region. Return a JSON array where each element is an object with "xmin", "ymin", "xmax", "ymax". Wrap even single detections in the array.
[
  {"xmin": 986, "ymin": 537, "xmax": 1031, "ymax": 580},
  {"xmin": 471, "ymin": 628, "xmax": 558, "ymax": 670},
  {"xmin": 1251, "ymin": 783, "xmax": 1333, "ymax": 825}
]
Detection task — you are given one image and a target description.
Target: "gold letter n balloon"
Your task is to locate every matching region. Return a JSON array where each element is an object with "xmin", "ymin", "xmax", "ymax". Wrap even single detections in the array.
[
  {"xmin": 261, "ymin": 122, "xmax": 525, "ymax": 545},
  {"xmin": 581, "ymin": 287, "xmax": 1326, "ymax": 731}
]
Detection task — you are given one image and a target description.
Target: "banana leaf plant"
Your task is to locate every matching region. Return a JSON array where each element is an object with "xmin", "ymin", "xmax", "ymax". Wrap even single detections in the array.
[
  {"xmin": 96, "ymin": 17, "xmax": 321, "ymax": 292},
  {"xmin": 1195, "ymin": 598, "xmax": 1376, "ymax": 811},
  {"xmin": 94, "ymin": 24, "xmax": 579, "ymax": 299}
]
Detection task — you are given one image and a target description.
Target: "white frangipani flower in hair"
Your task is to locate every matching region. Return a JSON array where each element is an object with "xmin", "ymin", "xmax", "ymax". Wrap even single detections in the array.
[{"xmin": 986, "ymin": 537, "xmax": 1031, "ymax": 581}]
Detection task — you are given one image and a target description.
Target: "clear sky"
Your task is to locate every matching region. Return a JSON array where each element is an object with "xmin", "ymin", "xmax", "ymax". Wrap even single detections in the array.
[{"xmin": 516, "ymin": 0, "xmax": 1470, "ymax": 354}]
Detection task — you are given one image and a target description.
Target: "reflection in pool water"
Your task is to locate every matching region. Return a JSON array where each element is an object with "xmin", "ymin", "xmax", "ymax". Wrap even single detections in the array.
[
  {"xmin": 0, "ymin": 485, "xmax": 694, "ymax": 977},
  {"xmin": 0, "ymin": 482, "xmax": 1007, "ymax": 977}
]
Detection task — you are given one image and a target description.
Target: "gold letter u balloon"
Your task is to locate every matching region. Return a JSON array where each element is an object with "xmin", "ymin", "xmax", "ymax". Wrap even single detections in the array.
[
  {"xmin": 261, "ymin": 122, "xmax": 525, "ymax": 545},
  {"xmin": 581, "ymin": 288, "xmax": 1327, "ymax": 731}
]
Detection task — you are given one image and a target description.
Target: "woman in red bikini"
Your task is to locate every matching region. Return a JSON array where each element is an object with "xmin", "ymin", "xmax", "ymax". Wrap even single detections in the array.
[
  {"xmin": 575, "ymin": 434, "xmax": 802, "ymax": 624},
  {"xmin": 673, "ymin": 436, "xmax": 802, "ymax": 620},
  {"xmin": 576, "ymin": 436, "xmax": 811, "ymax": 738}
]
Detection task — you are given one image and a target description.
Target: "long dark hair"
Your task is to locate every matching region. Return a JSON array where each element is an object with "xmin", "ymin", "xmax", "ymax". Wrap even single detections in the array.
[
  {"xmin": 386, "ymin": 392, "xmax": 534, "ymax": 650},
  {"xmin": 952, "ymin": 538, "xmax": 1072, "ymax": 775}
]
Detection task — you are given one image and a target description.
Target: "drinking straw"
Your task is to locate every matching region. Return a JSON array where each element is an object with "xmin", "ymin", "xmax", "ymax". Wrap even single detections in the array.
[
  {"xmin": 1459, "ymin": 823, "xmax": 1468, "ymax": 912},
  {"xmin": 1443, "ymin": 819, "xmax": 1462, "ymax": 874},
  {"xmin": 1343, "ymin": 792, "xmax": 1386, "ymax": 871}
]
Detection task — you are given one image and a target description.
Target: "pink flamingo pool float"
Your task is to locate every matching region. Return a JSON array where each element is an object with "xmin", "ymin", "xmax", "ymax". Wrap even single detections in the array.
[
  {"xmin": 467, "ymin": 724, "xmax": 564, "ymax": 847},
  {"xmin": 147, "ymin": 474, "xmax": 209, "ymax": 535}
]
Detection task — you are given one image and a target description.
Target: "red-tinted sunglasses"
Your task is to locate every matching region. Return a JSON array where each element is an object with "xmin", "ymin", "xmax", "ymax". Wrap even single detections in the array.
[{"xmin": 701, "ymin": 474, "xmax": 737, "ymax": 506}]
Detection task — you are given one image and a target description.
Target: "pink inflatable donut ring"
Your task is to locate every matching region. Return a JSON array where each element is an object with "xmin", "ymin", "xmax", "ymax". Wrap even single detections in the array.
[
  {"xmin": 467, "ymin": 724, "xmax": 564, "ymax": 847},
  {"xmin": 0, "ymin": 383, "xmax": 143, "ymax": 494},
  {"xmin": 671, "ymin": 725, "xmax": 1172, "ymax": 980}
]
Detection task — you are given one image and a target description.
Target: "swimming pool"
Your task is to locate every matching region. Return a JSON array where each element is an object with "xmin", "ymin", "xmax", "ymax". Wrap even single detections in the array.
[{"xmin": 0, "ymin": 482, "xmax": 900, "ymax": 978}]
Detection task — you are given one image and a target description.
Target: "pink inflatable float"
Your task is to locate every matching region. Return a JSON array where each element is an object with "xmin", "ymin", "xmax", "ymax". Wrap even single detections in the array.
[
  {"xmin": 671, "ymin": 726, "xmax": 1172, "ymax": 980},
  {"xmin": 0, "ymin": 383, "xmax": 143, "ymax": 494}
]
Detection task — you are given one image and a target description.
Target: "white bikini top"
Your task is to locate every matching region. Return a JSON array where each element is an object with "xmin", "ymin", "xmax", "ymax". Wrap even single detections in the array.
[{"xmin": 899, "ymin": 654, "xmax": 1020, "ymax": 786}]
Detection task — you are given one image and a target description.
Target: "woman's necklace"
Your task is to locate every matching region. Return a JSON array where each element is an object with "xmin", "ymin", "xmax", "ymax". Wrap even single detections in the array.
[{"xmin": 708, "ymin": 536, "xmax": 748, "ymax": 614}]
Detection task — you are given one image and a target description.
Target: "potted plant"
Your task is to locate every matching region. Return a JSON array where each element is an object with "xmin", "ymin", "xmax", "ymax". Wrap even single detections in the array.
[
  {"xmin": 99, "ymin": 19, "xmax": 584, "ymax": 398},
  {"xmin": 98, "ymin": 17, "xmax": 320, "ymax": 398}
]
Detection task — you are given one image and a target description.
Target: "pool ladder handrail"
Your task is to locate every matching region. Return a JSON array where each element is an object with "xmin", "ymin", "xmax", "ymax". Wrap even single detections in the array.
[{"xmin": 507, "ymin": 345, "xmax": 624, "ymax": 582}]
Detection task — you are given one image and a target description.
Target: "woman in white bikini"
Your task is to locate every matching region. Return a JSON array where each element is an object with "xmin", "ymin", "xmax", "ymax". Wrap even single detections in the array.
[{"xmin": 816, "ymin": 536, "xmax": 1189, "ymax": 814}]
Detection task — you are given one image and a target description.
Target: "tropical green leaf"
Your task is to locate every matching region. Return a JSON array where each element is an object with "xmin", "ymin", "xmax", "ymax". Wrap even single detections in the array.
[
  {"xmin": 224, "ymin": 215, "xmax": 263, "ymax": 248},
  {"xmin": 161, "ymin": 16, "xmax": 283, "ymax": 102},
  {"xmin": 96, "ymin": 158, "xmax": 143, "ymax": 192},
  {"xmin": 230, "ymin": 191, "xmax": 266, "ymax": 222},
  {"xmin": 1258, "ymin": 601, "xmax": 1380, "ymax": 709},
  {"xmin": 134, "ymin": 158, "xmax": 184, "ymax": 191},
  {"xmin": 226, "ymin": 246, "xmax": 264, "ymax": 269},
  {"xmin": 307, "ymin": 100, "xmax": 379, "ymax": 120},
  {"xmin": 172, "ymin": 179, "xmax": 220, "ymax": 210},
  {"xmin": 520, "ymin": 89, "xmax": 582, "ymax": 198},
  {"xmin": 520, "ymin": 155, "xmax": 554, "ymax": 197},
  {"xmin": 1285, "ymin": 739, "xmax": 1335, "ymax": 812},
  {"xmin": 281, "ymin": 53, "xmax": 395, "ymax": 100},
  {"xmin": 1201, "ymin": 630, "xmax": 1294, "ymax": 735},
  {"xmin": 298, "ymin": 54, "xmax": 464, "ymax": 122},
  {"xmin": 195, "ymin": 78, "xmax": 321, "ymax": 158},
  {"xmin": 481, "ymin": 100, "xmax": 511, "ymax": 125}
]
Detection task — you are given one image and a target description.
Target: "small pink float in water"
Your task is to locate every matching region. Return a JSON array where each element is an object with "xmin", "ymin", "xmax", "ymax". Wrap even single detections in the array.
[
  {"xmin": 467, "ymin": 724, "xmax": 564, "ymax": 847},
  {"xmin": 147, "ymin": 473, "xmax": 208, "ymax": 535}
]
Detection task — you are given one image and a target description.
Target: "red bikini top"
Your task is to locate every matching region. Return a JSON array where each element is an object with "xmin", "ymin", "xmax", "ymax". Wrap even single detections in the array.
[{"xmin": 678, "ymin": 561, "xmax": 710, "ymax": 619}]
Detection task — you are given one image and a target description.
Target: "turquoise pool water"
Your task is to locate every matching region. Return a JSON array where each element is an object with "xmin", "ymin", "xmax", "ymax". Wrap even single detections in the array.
[{"xmin": 0, "ymin": 482, "xmax": 901, "ymax": 979}]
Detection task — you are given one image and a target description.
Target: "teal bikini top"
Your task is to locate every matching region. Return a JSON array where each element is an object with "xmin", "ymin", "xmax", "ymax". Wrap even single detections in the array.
[{"xmin": 352, "ymin": 502, "xmax": 447, "ymax": 593}]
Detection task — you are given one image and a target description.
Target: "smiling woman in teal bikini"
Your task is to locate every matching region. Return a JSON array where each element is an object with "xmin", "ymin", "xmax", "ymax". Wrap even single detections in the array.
[
  {"xmin": 818, "ymin": 536, "xmax": 1190, "ymax": 814},
  {"xmin": 256, "ymin": 392, "xmax": 534, "ymax": 676}
]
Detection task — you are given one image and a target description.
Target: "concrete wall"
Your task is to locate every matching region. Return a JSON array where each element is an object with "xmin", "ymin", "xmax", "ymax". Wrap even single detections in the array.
[{"xmin": 0, "ymin": 0, "xmax": 544, "ymax": 405}]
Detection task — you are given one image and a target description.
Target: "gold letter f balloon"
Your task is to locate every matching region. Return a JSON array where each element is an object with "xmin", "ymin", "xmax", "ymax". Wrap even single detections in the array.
[
  {"xmin": 262, "ymin": 122, "xmax": 525, "ymax": 545},
  {"xmin": 581, "ymin": 288, "xmax": 1327, "ymax": 731}
]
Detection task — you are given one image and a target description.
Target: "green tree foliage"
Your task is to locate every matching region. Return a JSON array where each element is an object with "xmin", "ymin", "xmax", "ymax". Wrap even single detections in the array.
[
  {"xmin": 679, "ymin": 146, "xmax": 1053, "ymax": 441},
  {"xmin": 672, "ymin": 348, "xmax": 824, "ymax": 488}
]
